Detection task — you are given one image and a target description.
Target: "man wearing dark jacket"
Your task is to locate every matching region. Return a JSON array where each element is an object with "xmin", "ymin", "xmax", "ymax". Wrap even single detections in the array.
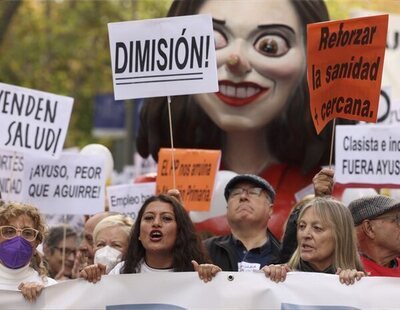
[{"xmin": 204, "ymin": 174, "xmax": 280, "ymax": 271}]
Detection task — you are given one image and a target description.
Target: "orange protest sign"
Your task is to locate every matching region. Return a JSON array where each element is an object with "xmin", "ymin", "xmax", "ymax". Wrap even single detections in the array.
[
  {"xmin": 307, "ymin": 15, "xmax": 388, "ymax": 134},
  {"xmin": 156, "ymin": 148, "xmax": 221, "ymax": 211}
]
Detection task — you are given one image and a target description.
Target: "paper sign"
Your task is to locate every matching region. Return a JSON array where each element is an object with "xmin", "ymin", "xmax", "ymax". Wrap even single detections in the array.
[
  {"xmin": 108, "ymin": 14, "xmax": 218, "ymax": 100},
  {"xmin": 307, "ymin": 15, "xmax": 388, "ymax": 134},
  {"xmin": 156, "ymin": 148, "xmax": 221, "ymax": 211},
  {"xmin": 107, "ymin": 182, "xmax": 156, "ymax": 221},
  {"xmin": 0, "ymin": 82, "xmax": 74, "ymax": 158},
  {"xmin": 22, "ymin": 154, "xmax": 106, "ymax": 214},
  {"xmin": 0, "ymin": 150, "xmax": 24, "ymax": 201},
  {"xmin": 351, "ymin": 10, "xmax": 400, "ymax": 102},
  {"xmin": 335, "ymin": 124, "xmax": 400, "ymax": 185}
]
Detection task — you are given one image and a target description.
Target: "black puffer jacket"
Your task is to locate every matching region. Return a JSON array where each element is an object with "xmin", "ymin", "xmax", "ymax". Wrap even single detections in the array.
[{"xmin": 204, "ymin": 231, "xmax": 281, "ymax": 271}]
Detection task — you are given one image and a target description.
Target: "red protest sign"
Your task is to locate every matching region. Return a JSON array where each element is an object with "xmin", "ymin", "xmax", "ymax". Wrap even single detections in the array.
[{"xmin": 307, "ymin": 15, "xmax": 388, "ymax": 134}]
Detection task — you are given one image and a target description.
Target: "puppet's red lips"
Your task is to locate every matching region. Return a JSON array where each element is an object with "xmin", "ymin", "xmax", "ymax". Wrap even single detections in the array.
[{"xmin": 216, "ymin": 81, "xmax": 269, "ymax": 106}]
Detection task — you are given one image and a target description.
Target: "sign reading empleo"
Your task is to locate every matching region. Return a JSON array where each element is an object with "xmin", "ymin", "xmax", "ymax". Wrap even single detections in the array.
[
  {"xmin": 107, "ymin": 182, "xmax": 156, "ymax": 221},
  {"xmin": 0, "ymin": 82, "xmax": 73, "ymax": 158},
  {"xmin": 108, "ymin": 14, "xmax": 218, "ymax": 100},
  {"xmin": 335, "ymin": 124, "xmax": 400, "ymax": 186},
  {"xmin": 307, "ymin": 15, "xmax": 388, "ymax": 134},
  {"xmin": 156, "ymin": 148, "xmax": 221, "ymax": 211}
]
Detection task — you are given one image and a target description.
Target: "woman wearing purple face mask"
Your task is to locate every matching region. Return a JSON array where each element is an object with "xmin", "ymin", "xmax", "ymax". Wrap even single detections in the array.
[{"xmin": 0, "ymin": 201, "xmax": 56, "ymax": 303}]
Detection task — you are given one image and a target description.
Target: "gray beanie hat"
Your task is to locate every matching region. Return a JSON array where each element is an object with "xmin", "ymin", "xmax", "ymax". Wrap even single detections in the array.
[
  {"xmin": 224, "ymin": 174, "xmax": 276, "ymax": 202},
  {"xmin": 348, "ymin": 195, "xmax": 400, "ymax": 225}
]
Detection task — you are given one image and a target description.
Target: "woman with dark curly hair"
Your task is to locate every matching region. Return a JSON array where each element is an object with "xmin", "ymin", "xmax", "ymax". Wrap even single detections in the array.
[
  {"xmin": 136, "ymin": 0, "xmax": 355, "ymax": 239},
  {"xmin": 80, "ymin": 194, "xmax": 209, "ymax": 282},
  {"xmin": 0, "ymin": 201, "xmax": 56, "ymax": 302}
]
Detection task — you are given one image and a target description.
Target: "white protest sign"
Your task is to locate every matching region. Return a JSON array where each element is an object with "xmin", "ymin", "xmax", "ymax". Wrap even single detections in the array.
[
  {"xmin": 0, "ymin": 83, "xmax": 73, "ymax": 158},
  {"xmin": 370, "ymin": 86, "xmax": 400, "ymax": 125},
  {"xmin": 351, "ymin": 10, "xmax": 400, "ymax": 101},
  {"xmin": 335, "ymin": 124, "xmax": 400, "ymax": 185},
  {"xmin": 107, "ymin": 182, "xmax": 155, "ymax": 221},
  {"xmin": 22, "ymin": 153, "xmax": 106, "ymax": 214},
  {"xmin": 0, "ymin": 150, "xmax": 24, "ymax": 201},
  {"xmin": 108, "ymin": 14, "xmax": 218, "ymax": 100},
  {"xmin": 134, "ymin": 152, "xmax": 157, "ymax": 177}
]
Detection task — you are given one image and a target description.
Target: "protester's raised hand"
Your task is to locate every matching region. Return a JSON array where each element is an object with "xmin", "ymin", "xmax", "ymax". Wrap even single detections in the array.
[
  {"xmin": 336, "ymin": 267, "xmax": 367, "ymax": 285},
  {"xmin": 167, "ymin": 189, "xmax": 182, "ymax": 203},
  {"xmin": 18, "ymin": 282, "xmax": 44, "ymax": 303},
  {"xmin": 262, "ymin": 264, "xmax": 291, "ymax": 283},
  {"xmin": 72, "ymin": 250, "xmax": 88, "ymax": 279},
  {"xmin": 192, "ymin": 260, "xmax": 221, "ymax": 283},
  {"xmin": 79, "ymin": 263, "xmax": 106, "ymax": 283},
  {"xmin": 313, "ymin": 168, "xmax": 335, "ymax": 197}
]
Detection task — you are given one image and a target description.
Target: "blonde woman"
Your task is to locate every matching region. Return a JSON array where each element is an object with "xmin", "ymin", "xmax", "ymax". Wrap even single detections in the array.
[
  {"xmin": 0, "ymin": 201, "xmax": 56, "ymax": 302},
  {"xmin": 262, "ymin": 197, "xmax": 366, "ymax": 285}
]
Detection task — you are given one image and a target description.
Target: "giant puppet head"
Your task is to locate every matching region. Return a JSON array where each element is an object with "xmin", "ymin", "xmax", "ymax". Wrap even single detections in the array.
[{"xmin": 137, "ymin": 0, "xmax": 344, "ymax": 239}]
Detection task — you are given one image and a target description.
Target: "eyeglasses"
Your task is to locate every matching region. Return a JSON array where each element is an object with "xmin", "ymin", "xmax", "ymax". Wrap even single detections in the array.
[
  {"xmin": 0, "ymin": 225, "xmax": 39, "ymax": 242},
  {"xmin": 372, "ymin": 214, "xmax": 400, "ymax": 225},
  {"xmin": 228, "ymin": 187, "xmax": 264, "ymax": 199},
  {"xmin": 54, "ymin": 247, "xmax": 77, "ymax": 257}
]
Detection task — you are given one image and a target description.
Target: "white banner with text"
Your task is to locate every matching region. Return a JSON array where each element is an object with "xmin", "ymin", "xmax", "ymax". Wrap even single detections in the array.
[{"xmin": 1, "ymin": 272, "xmax": 399, "ymax": 309}]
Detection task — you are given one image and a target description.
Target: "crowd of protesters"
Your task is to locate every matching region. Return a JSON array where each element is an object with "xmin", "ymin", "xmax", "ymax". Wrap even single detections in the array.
[{"xmin": 1, "ymin": 168, "xmax": 399, "ymax": 303}]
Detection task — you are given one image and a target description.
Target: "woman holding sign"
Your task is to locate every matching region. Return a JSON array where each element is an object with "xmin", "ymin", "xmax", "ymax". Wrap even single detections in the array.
[
  {"xmin": 0, "ymin": 201, "xmax": 56, "ymax": 302},
  {"xmin": 262, "ymin": 197, "xmax": 366, "ymax": 284},
  {"xmin": 80, "ymin": 194, "xmax": 209, "ymax": 282},
  {"xmin": 136, "ymin": 0, "xmax": 355, "ymax": 240}
]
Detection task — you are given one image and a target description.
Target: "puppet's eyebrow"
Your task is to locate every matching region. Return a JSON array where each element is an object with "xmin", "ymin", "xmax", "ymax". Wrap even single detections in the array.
[
  {"xmin": 212, "ymin": 18, "xmax": 226, "ymax": 26},
  {"xmin": 258, "ymin": 24, "xmax": 296, "ymax": 34}
]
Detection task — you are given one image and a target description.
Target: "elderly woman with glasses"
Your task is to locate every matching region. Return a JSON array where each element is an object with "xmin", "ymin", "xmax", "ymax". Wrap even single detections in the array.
[{"xmin": 0, "ymin": 201, "xmax": 56, "ymax": 302}]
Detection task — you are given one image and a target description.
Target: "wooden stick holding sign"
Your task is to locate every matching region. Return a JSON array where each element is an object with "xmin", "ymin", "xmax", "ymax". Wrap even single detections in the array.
[{"xmin": 167, "ymin": 96, "xmax": 176, "ymax": 189}]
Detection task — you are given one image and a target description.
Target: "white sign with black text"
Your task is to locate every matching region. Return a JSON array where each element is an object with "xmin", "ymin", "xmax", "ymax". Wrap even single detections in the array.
[
  {"xmin": 0, "ymin": 82, "xmax": 73, "ymax": 158},
  {"xmin": 0, "ymin": 150, "xmax": 24, "ymax": 201},
  {"xmin": 335, "ymin": 124, "xmax": 400, "ymax": 185},
  {"xmin": 107, "ymin": 182, "xmax": 156, "ymax": 221},
  {"xmin": 22, "ymin": 153, "xmax": 106, "ymax": 214},
  {"xmin": 108, "ymin": 14, "xmax": 218, "ymax": 100}
]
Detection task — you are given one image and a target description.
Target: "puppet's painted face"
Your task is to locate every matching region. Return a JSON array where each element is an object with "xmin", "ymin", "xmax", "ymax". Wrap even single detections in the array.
[{"xmin": 194, "ymin": 0, "xmax": 305, "ymax": 131}]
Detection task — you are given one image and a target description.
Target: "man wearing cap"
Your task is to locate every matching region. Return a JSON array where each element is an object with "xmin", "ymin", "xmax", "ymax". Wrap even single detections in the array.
[
  {"xmin": 203, "ymin": 174, "xmax": 280, "ymax": 272},
  {"xmin": 348, "ymin": 195, "xmax": 400, "ymax": 277}
]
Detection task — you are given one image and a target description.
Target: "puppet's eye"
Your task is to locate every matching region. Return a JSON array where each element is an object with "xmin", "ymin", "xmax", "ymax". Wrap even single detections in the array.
[
  {"xmin": 254, "ymin": 35, "xmax": 289, "ymax": 57},
  {"xmin": 214, "ymin": 29, "xmax": 228, "ymax": 49}
]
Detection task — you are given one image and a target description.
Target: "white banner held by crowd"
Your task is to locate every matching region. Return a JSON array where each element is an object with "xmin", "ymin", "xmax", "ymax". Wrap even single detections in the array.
[
  {"xmin": 22, "ymin": 153, "xmax": 106, "ymax": 214},
  {"xmin": 108, "ymin": 14, "xmax": 218, "ymax": 100},
  {"xmin": 1, "ymin": 272, "xmax": 400, "ymax": 309},
  {"xmin": 335, "ymin": 124, "xmax": 400, "ymax": 185},
  {"xmin": 107, "ymin": 182, "xmax": 156, "ymax": 221},
  {"xmin": 0, "ymin": 82, "xmax": 73, "ymax": 158}
]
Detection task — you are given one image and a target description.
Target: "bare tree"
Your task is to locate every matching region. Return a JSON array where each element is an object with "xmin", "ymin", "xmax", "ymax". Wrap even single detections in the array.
[{"xmin": 0, "ymin": 0, "xmax": 22, "ymax": 46}]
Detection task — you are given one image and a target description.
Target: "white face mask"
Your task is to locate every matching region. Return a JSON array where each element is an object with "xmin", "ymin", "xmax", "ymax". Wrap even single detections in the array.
[{"xmin": 94, "ymin": 246, "xmax": 122, "ymax": 273}]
